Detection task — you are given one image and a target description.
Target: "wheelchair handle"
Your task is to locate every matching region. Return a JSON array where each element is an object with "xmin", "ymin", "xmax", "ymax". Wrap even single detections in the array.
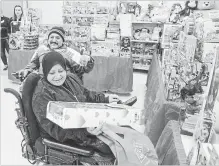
[
  {"xmin": 4, "ymin": 88, "xmax": 23, "ymax": 104},
  {"xmin": 11, "ymin": 72, "xmax": 25, "ymax": 82}
]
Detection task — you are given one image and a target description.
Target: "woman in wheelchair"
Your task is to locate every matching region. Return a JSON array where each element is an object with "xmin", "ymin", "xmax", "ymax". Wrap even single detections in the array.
[{"xmin": 32, "ymin": 51, "xmax": 120, "ymax": 160}]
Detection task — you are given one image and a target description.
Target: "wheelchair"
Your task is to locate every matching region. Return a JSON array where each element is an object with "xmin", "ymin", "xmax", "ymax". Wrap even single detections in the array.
[{"xmin": 5, "ymin": 72, "xmax": 122, "ymax": 165}]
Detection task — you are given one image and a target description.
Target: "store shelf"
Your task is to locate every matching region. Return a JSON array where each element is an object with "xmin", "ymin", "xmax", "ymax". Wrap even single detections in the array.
[
  {"xmin": 131, "ymin": 39, "xmax": 159, "ymax": 44},
  {"xmin": 132, "ymin": 54, "xmax": 153, "ymax": 59},
  {"xmin": 132, "ymin": 21, "xmax": 162, "ymax": 24},
  {"xmin": 133, "ymin": 65, "xmax": 150, "ymax": 71},
  {"xmin": 64, "ymin": 14, "xmax": 108, "ymax": 17}
]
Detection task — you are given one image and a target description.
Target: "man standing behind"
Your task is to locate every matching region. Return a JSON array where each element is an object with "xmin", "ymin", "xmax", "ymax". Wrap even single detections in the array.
[
  {"xmin": 19, "ymin": 26, "xmax": 94, "ymax": 81},
  {"xmin": 1, "ymin": 8, "xmax": 11, "ymax": 70}
]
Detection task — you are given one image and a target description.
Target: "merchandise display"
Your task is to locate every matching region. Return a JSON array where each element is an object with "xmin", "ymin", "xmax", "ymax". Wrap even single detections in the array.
[
  {"xmin": 158, "ymin": 9, "xmax": 219, "ymax": 149},
  {"xmin": 161, "ymin": 24, "xmax": 182, "ymax": 48},
  {"xmin": 9, "ymin": 34, "xmax": 22, "ymax": 50},
  {"xmin": 62, "ymin": 1, "xmax": 113, "ymax": 55},
  {"xmin": 187, "ymin": 143, "xmax": 219, "ymax": 165},
  {"xmin": 3, "ymin": 1, "xmax": 219, "ymax": 165},
  {"xmin": 131, "ymin": 22, "xmax": 161, "ymax": 70},
  {"xmin": 23, "ymin": 34, "xmax": 39, "ymax": 50},
  {"xmin": 9, "ymin": 7, "xmax": 41, "ymax": 50}
]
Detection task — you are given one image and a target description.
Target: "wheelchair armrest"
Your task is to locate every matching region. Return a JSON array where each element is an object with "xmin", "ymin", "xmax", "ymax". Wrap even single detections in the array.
[{"xmin": 42, "ymin": 138, "xmax": 94, "ymax": 157}]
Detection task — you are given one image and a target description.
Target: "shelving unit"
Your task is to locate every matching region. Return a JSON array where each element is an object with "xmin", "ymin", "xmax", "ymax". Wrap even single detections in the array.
[
  {"xmin": 132, "ymin": 21, "xmax": 162, "ymax": 25},
  {"xmin": 130, "ymin": 39, "xmax": 159, "ymax": 43},
  {"xmin": 131, "ymin": 21, "xmax": 163, "ymax": 71},
  {"xmin": 132, "ymin": 64, "xmax": 150, "ymax": 71}
]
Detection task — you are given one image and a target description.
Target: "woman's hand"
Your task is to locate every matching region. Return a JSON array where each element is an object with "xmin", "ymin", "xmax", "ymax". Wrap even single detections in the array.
[
  {"xmin": 108, "ymin": 94, "xmax": 120, "ymax": 103},
  {"xmin": 87, "ymin": 122, "xmax": 104, "ymax": 136}
]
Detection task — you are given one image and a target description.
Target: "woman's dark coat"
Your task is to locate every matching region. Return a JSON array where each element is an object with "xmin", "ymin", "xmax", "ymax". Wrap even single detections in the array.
[{"xmin": 32, "ymin": 73, "xmax": 109, "ymax": 145}]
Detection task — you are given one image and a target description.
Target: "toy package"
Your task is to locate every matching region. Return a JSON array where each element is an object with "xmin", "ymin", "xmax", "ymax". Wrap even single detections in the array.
[
  {"xmin": 91, "ymin": 24, "xmax": 106, "ymax": 41},
  {"xmin": 9, "ymin": 34, "xmax": 22, "ymax": 50},
  {"xmin": 118, "ymin": 1, "xmax": 137, "ymax": 14},
  {"xmin": 161, "ymin": 24, "xmax": 182, "ymax": 48},
  {"xmin": 63, "ymin": 16, "xmax": 73, "ymax": 24},
  {"xmin": 62, "ymin": 6, "xmax": 72, "ymax": 15},
  {"xmin": 72, "ymin": 16, "xmax": 94, "ymax": 26},
  {"xmin": 46, "ymin": 101, "xmax": 144, "ymax": 129},
  {"xmin": 120, "ymin": 36, "xmax": 131, "ymax": 57},
  {"xmin": 209, "ymin": 10, "xmax": 219, "ymax": 22},
  {"xmin": 177, "ymin": 31, "xmax": 197, "ymax": 62},
  {"xmin": 93, "ymin": 14, "xmax": 109, "ymax": 25},
  {"xmin": 132, "ymin": 57, "xmax": 152, "ymax": 70},
  {"xmin": 71, "ymin": 2, "xmax": 98, "ymax": 15},
  {"xmin": 132, "ymin": 22, "xmax": 160, "ymax": 42},
  {"xmin": 202, "ymin": 43, "xmax": 219, "ymax": 64},
  {"xmin": 91, "ymin": 40, "xmax": 120, "ymax": 57},
  {"xmin": 27, "ymin": 8, "xmax": 42, "ymax": 27},
  {"xmin": 71, "ymin": 41, "xmax": 90, "ymax": 55},
  {"xmin": 131, "ymin": 42, "xmax": 156, "ymax": 57},
  {"xmin": 203, "ymin": 20, "xmax": 219, "ymax": 42},
  {"xmin": 184, "ymin": 17, "xmax": 195, "ymax": 35},
  {"xmin": 194, "ymin": 119, "xmax": 214, "ymax": 143},
  {"xmin": 71, "ymin": 25, "xmax": 90, "ymax": 41},
  {"xmin": 149, "ymin": 6, "xmax": 170, "ymax": 23}
]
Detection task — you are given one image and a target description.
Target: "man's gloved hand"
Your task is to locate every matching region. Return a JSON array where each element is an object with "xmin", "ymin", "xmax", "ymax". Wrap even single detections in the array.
[{"xmin": 18, "ymin": 69, "xmax": 29, "ymax": 80}]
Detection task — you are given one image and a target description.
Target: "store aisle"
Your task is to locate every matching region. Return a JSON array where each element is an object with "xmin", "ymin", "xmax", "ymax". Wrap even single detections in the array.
[
  {"xmin": 0, "ymin": 66, "xmax": 147, "ymax": 165},
  {"xmin": 1, "ymin": 69, "xmax": 31, "ymax": 165}
]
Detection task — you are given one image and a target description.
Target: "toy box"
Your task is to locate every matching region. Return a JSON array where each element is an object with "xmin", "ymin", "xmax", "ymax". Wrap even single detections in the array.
[
  {"xmin": 46, "ymin": 101, "xmax": 143, "ymax": 129},
  {"xmin": 91, "ymin": 40, "xmax": 120, "ymax": 57},
  {"xmin": 120, "ymin": 36, "xmax": 131, "ymax": 57},
  {"xmin": 161, "ymin": 24, "xmax": 182, "ymax": 48},
  {"xmin": 177, "ymin": 31, "xmax": 197, "ymax": 62},
  {"xmin": 203, "ymin": 20, "xmax": 219, "ymax": 42}
]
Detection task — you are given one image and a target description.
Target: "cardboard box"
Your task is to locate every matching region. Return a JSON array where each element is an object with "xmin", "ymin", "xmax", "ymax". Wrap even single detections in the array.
[{"xmin": 46, "ymin": 101, "xmax": 143, "ymax": 129}]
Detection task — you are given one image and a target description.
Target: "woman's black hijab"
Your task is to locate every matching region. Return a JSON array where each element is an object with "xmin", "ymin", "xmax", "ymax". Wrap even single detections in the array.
[
  {"xmin": 42, "ymin": 51, "xmax": 66, "ymax": 80},
  {"xmin": 41, "ymin": 51, "xmax": 86, "ymax": 102}
]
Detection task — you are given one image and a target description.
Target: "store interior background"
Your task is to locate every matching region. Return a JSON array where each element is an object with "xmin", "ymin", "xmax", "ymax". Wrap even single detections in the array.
[
  {"xmin": 1, "ymin": 0, "xmax": 219, "ymax": 165},
  {"xmin": 2, "ymin": 1, "xmax": 219, "ymax": 23}
]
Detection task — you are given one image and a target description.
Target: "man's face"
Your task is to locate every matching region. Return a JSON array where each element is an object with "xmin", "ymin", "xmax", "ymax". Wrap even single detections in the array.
[{"xmin": 48, "ymin": 33, "xmax": 63, "ymax": 49}]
